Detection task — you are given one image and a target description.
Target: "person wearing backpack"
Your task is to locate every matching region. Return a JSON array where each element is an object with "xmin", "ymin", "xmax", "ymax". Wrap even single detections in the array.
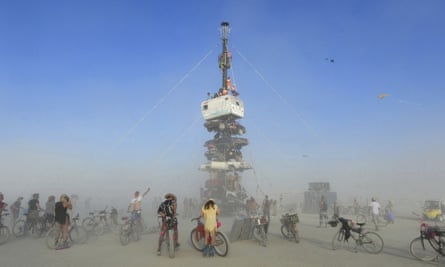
[{"xmin": 156, "ymin": 193, "xmax": 180, "ymax": 256}]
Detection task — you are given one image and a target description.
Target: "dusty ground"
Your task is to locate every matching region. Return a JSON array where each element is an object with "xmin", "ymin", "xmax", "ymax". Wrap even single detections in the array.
[{"xmin": 0, "ymin": 213, "xmax": 443, "ymax": 267}]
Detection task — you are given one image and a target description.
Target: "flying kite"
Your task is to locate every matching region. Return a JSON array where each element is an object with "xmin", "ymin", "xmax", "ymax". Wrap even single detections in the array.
[
  {"xmin": 325, "ymin": 58, "xmax": 335, "ymax": 63},
  {"xmin": 377, "ymin": 93, "xmax": 390, "ymax": 100}
]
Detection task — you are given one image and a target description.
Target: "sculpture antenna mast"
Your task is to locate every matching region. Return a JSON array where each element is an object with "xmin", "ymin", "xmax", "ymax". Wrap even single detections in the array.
[{"xmin": 219, "ymin": 21, "xmax": 232, "ymax": 91}]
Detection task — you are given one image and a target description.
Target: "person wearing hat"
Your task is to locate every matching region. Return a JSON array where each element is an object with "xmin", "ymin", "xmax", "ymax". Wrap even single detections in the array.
[
  {"xmin": 156, "ymin": 193, "xmax": 179, "ymax": 255},
  {"xmin": 200, "ymin": 198, "xmax": 220, "ymax": 257}
]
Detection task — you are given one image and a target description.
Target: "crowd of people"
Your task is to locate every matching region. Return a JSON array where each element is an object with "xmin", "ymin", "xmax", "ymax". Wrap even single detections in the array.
[{"xmin": 0, "ymin": 189, "xmax": 398, "ymax": 257}]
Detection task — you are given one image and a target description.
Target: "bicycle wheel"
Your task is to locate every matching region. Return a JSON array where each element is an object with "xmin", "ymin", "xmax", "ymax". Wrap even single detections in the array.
[
  {"xmin": 81, "ymin": 217, "xmax": 95, "ymax": 232},
  {"xmin": 0, "ymin": 226, "xmax": 10, "ymax": 245},
  {"xmin": 214, "ymin": 232, "xmax": 229, "ymax": 257},
  {"xmin": 119, "ymin": 227, "xmax": 130, "ymax": 246},
  {"xmin": 361, "ymin": 231, "xmax": 384, "ymax": 254},
  {"xmin": 94, "ymin": 222, "xmax": 105, "ymax": 236},
  {"xmin": 69, "ymin": 225, "xmax": 88, "ymax": 245},
  {"xmin": 168, "ymin": 229, "xmax": 175, "ymax": 258},
  {"xmin": 190, "ymin": 228, "xmax": 205, "ymax": 251},
  {"xmin": 332, "ymin": 229, "xmax": 347, "ymax": 250},
  {"xmin": 110, "ymin": 221, "xmax": 121, "ymax": 234},
  {"xmin": 252, "ymin": 226, "xmax": 267, "ymax": 247},
  {"xmin": 31, "ymin": 221, "xmax": 44, "ymax": 239},
  {"xmin": 131, "ymin": 225, "xmax": 140, "ymax": 242},
  {"xmin": 46, "ymin": 227, "xmax": 61, "ymax": 249},
  {"xmin": 409, "ymin": 237, "xmax": 438, "ymax": 261},
  {"xmin": 280, "ymin": 225, "xmax": 293, "ymax": 240},
  {"xmin": 13, "ymin": 220, "xmax": 26, "ymax": 237}
]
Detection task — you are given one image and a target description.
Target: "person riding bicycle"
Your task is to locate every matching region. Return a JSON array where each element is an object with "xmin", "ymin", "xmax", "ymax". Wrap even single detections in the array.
[
  {"xmin": 55, "ymin": 194, "xmax": 72, "ymax": 249},
  {"xmin": 156, "ymin": 193, "xmax": 179, "ymax": 256},
  {"xmin": 128, "ymin": 187, "xmax": 150, "ymax": 225}
]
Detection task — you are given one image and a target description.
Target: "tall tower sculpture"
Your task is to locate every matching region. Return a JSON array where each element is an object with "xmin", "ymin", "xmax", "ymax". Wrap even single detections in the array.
[{"xmin": 199, "ymin": 22, "xmax": 252, "ymax": 213}]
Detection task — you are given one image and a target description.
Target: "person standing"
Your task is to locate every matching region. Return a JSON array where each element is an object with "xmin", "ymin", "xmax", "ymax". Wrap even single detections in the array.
[
  {"xmin": 201, "ymin": 198, "xmax": 220, "ymax": 257},
  {"xmin": 55, "ymin": 194, "xmax": 72, "ymax": 249},
  {"xmin": 318, "ymin": 195, "xmax": 328, "ymax": 228},
  {"xmin": 0, "ymin": 193, "xmax": 8, "ymax": 218},
  {"xmin": 262, "ymin": 195, "xmax": 271, "ymax": 237},
  {"xmin": 156, "ymin": 193, "xmax": 179, "ymax": 256},
  {"xmin": 27, "ymin": 193, "xmax": 41, "ymax": 223},
  {"xmin": 128, "ymin": 187, "xmax": 150, "ymax": 226},
  {"xmin": 369, "ymin": 198, "xmax": 381, "ymax": 231},
  {"xmin": 44, "ymin": 195, "xmax": 56, "ymax": 226},
  {"xmin": 10, "ymin": 197, "xmax": 23, "ymax": 223}
]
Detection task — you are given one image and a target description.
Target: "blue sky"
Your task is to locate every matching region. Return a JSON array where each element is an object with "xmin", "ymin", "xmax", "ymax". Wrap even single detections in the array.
[{"xmin": 1, "ymin": 0, "xmax": 444, "ymax": 203}]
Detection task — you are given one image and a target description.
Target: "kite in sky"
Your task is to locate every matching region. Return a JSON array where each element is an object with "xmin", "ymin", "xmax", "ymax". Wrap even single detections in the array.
[
  {"xmin": 377, "ymin": 93, "xmax": 390, "ymax": 100},
  {"xmin": 325, "ymin": 58, "xmax": 335, "ymax": 63}
]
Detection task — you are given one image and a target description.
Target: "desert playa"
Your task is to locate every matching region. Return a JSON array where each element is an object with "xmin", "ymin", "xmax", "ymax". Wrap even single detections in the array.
[{"xmin": 1, "ymin": 213, "xmax": 443, "ymax": 267}]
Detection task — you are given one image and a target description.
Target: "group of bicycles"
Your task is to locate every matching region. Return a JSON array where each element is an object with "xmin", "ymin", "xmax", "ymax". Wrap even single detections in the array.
[{"xmin": 328, "ymin": 212, "xmax": 445, "ymax": 262}]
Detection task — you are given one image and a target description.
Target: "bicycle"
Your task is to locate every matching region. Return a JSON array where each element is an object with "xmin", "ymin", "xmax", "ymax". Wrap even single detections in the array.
[
  {"xmin": 280, "ymin": 212, "xmax": 300, "ymax": 243},
  {"xmin": 46, "ymin": 213, "xmax": 88, "ymax": 249},
  {"xmin": 190, "ymin": 216, "xmax": 229, "ymax": 257},
  {"xmin": 409, "ymin": 214, "xmax": 445, "ymax": 261},
  {"xmin": 329, "ymin": 217, "xmax": 384, "ymax": 254},
  {"xmin": 13, "ymin": 211, "xmax": 45, "ymax": 239},
  {"xmin": 0, "ymin": 213, "xmax": 11, "ymax": 245},
  {"xmin": 119, "ymin": 215, "xmax": 141, "ymax": 246},
  {"xmin": 250, "ymin": 212, "xmax": 268, "ymax": 247},
  {"xmin": 159, "ymin": 216, "xmax": 178, "ymax": 258},
  {"xmin": 82, "ymin": 207, "xmax": 119, "ymax": 235}
]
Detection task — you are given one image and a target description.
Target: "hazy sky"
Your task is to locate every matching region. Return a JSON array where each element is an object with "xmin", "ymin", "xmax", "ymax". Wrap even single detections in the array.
[{"xmin": 1, "ymin": 1, "xmax": 444, "ymax": 204}]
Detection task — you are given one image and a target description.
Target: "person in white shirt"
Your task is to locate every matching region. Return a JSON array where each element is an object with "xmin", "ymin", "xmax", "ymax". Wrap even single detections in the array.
[
  {"xmin": 128, "ymin": 187, "xmax": 150, "ymax": 225},
  {"xmin": 369, "ymin": 198, "xmax": 381, "ymax": 231}
]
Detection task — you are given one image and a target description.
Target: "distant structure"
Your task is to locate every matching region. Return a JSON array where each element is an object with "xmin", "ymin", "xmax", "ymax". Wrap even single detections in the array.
[
  {"xmin": 199, "ymin": 22, "xmax": 251, "ymax": 213},
  {"xmin": 303, "ymin": 182, "xmax": 337, "ymax": 213}
]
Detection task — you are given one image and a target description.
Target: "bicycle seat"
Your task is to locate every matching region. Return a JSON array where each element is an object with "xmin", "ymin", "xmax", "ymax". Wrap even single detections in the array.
[{"xmin": 356, "ymin": 222, "xmax": 366, "ymax": 226}]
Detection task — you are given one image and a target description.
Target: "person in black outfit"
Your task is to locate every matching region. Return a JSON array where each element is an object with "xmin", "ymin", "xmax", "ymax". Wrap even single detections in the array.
[
  {"xmin": 55, "ymin": 194, "xmax": 72, "ymax": 248},
  {"xmin": 27, "ymin": 193, "xmax": 41, "ymax": 222}
]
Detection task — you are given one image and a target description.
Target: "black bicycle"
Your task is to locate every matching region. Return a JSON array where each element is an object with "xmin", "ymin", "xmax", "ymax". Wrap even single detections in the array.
[
  {"xmin": 409, "ymin": 220, "xmax": 445, "ymax": 261},
  {"xmin": 280, "ymin": 213, "xmax": 300, "ymax": 243},
  {"xmin": 329, "ymin": 217, "xmax": 384, "ymax": 254},
  {"xmin": 46, "ymin": 214, "xmax": 88, "ymax": 249}
]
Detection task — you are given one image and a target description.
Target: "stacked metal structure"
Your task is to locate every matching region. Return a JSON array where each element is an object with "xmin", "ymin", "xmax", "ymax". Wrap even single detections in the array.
[{"xmin": 199, "ymin": 22, "xmax": 251, "ymax": 213}]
